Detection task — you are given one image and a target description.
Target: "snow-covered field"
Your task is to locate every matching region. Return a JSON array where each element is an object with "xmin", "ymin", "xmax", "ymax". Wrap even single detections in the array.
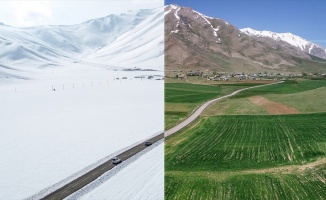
[
  {"xmin": 0, "ymin": 65, "xmax": 164, "ymax": 199},
  {"xmin": 69, "ymin": 141, "xmax": 164, "ymax": 200},
  {"xmin": 0, "ymin": 5, "xmax": 164, "ymax": 199}
]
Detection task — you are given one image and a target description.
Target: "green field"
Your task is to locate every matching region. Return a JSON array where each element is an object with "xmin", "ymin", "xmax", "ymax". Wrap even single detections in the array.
[
  {"xmin": 165, "ymin": 81, "xmax": 264, "ymax": 129},
  {"xmin": 165, "ymin": 79, "xmax": 326, "ymax": 200},
  {"xmin": 230, "ymin": 80, "xmax": 326, "ymax": 99},
  {"xmin": 203, "ymin": 80, "xmax": 326, "ymax": 116},
  {"xmin": 166, "ymin": 169, "xmax": 326, "ymax": 200},
  {"xmin": 165, "ymin": 114, "xmax": 326, "ymax": 199}
]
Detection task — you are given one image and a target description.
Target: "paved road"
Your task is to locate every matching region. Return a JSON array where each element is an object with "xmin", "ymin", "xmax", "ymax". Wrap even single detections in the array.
[
  {"xmin": 164, "ymin": 81, "xmax": 283, "ymax": 137},
  {"xmin": 42, "ymin": 133, "xmax": 164, "ymax": 200}
]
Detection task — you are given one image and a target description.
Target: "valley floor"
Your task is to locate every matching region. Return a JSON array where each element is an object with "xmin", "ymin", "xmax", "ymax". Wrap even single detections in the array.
[
  {"xmin": 0, "ymin": 66, "xmax": 164, "ymax": 199},
  {"xmin": 165, "ymin": 79, "xmax": 326, "ymax": 200}
]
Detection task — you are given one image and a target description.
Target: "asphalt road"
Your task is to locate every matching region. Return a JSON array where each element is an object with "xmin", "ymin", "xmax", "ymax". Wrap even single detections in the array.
[
  {"xmin": 42, "ymin": 133, "xmax": 164, "ymax": 200},
  {"xmin": 164, "ymin": 81, "xmax": 283, "ymax": 137}
]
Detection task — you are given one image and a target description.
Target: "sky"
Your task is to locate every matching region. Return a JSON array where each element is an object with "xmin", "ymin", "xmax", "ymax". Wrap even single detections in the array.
[
  {"xmin": 165, "ymin": 0, "xmax": 326, "ymax": 48},
  {"xmin": 0, "ymin": 0, "xmax": 162, "ymax": 27}
]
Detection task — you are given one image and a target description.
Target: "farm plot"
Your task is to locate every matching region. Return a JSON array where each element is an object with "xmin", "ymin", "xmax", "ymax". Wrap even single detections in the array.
[
  {"xmin": 166, "ymin": 167, "xmax": 326, "ymax": 200},
  {"xmin": 165, "ymin": 82, "xmax": 261, "ymax": 129},
  {"xmin": 165, "ymin": 113, "xmax": 326, "ymax": 199},
  {"xmin": 165, "ymin": 83, "xmax": 222, "ymax": 129},
  {"xmin": 203, "ymin": 80, "xmax": 326, "ymax": 116},
  {"xmin": 265, "ymin": 86, "xmax": 326, "ymax": 113},
  {"xmin": 230, "ymin": 80, "xmax": 326, "ymax": 99}
]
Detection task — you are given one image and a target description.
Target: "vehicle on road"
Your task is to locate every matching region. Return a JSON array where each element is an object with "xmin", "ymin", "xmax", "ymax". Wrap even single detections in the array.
[
  {"xmin": 112, "ymin": 157, "xmax": 122, "ymax": 164},
  {"xmin": 145, "ymin": 140, "xmax": 152, "ymax": 146}
]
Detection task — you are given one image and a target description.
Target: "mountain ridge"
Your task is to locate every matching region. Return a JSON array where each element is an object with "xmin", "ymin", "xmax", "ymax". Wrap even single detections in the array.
[
  {"xmin": 0, "ymin": 7, "xmax": 163, "ymax": 79},
  {"xmin": 240, "ymin": 28, "xmax": 326, "ymax": 59},
  {"xmin": 164, "ymin": 4, "xmax": 326, "ymax": 73}
]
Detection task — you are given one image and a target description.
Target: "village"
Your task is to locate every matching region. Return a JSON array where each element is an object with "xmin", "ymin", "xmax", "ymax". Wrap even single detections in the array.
[{"xmin": 166, "ymin": 69, "xmax": 326, "ymax": 81}]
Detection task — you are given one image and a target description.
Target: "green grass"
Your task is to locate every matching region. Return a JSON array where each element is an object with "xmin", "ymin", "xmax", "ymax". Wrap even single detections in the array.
[
  {"xmin": 166, "ymin": 169, "xmax": 326, "ymax": 200},
  {"xmin": 165, "ymin": 82, "xmax": 263, "ymax": 129},
  {"xmin": 165, "ymin": 83, "xmax": 223, "ymax": 103},
  {"xmin": 165, "ymin": 113, "xmax": 326, "ymax": 199},
  {"xmin": 231, "ymin": 80, "xmax": 326, "ymax": 99},
  {"xmin": 203, "ymin": 80, "xmax": 326, "ymax": 116},
  {"xmin": 166, "ymin": 113, "xmax": 326, "ymax": 171},
  {"xmin": 165, "ymin": 80, "xmax": 326, "ymax": 199},
  {"xmin": 165, "ymin": 83, "xmax": 222, "ymax": 129},
  {"xmin": 165, "ymin": 103, "xmax": 198, "ymax": 130},
  {"xmin": 266, "ymin": 86, "xmax": 326, "ymax": 113},
  {"xmin": 202, "ymin": 97, "xmax": 268, "ymax": 116}
]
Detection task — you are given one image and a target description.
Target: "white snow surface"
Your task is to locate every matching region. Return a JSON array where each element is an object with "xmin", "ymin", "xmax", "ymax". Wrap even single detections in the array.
[
  {"xmin": 0, "ymin": 63, "xmax": 164, "ymax": 199},
  {"xmin": 240, "ymin": 28, "xmax": 325, "ymax": 53},
  {"xmin": 68, "ymin": 141, "xmax": 164, "ymax": 200},
  {"xmin": 86, "ymin": 8, "xmax": 163, "ymax": 69},
  {"xmin": 0, "ymin": 7, "xmax": 163, "ymax": 72},
  {"xmin": 0, "ymin": 6, "xmax": 164, "ymax": 200}
]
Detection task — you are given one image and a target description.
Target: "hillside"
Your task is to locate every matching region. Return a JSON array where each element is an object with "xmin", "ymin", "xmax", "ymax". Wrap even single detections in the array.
[
  {"xmin": 0, "ymin": 7, "xmax": 163, "ymax": 80},
  {"xmin": 165, "ymin": 5, "xmax": 326, "ymax": 73}
]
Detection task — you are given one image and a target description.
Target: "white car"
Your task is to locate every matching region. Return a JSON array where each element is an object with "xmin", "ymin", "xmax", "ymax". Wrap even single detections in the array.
[
  {"xmin": 112, "ymin": 156, "xmax": 122, "ymax": 164},
  {"xmin": 145, "ymin": 141, "xmax": 152, "ymax": 146}
]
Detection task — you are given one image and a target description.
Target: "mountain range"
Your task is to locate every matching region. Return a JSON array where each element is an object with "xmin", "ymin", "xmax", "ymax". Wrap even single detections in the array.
[
  {"xmin": 165, "ymin": 4, "xmax": 326, "ymax": 73},
  {"xmin": 0, "ymin": 7, "xmax": 163, "ymax": 79}
]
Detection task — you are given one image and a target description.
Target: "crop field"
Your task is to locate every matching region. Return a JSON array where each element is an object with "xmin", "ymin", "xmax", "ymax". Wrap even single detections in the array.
[
  {"xmin": 165, "ymin": 82, "xmax": 263, "ymax": 129},
  {"xmin": 165, "ymin": 83, "xmax": 222, "ymax": 129},
  {"xmin": 166, "ymin": 168, "xmax": 326, "ymax": 200},
  {"xmin": 265, "ymin": 86, "xmax": 326, "ymax": 113},
  {"xmin": 231, "ymin": 80, "xmax": 326, "ymax": 99},
  {"xmin": 204, "ymin": 80, "xmax": 326, "ymax": 115},
  {"xmin": 165, "ymin": 113, "xmax": 326, "ymax": 199}
]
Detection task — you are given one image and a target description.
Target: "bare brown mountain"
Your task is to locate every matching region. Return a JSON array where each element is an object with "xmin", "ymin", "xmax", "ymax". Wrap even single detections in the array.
[{"xmin": 165, "ymin": 5, "xmax": 326, "ymax": 73}]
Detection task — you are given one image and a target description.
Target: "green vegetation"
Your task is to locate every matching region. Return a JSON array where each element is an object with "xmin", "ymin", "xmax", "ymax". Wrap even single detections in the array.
[
  {"xmin": 165, "ymin": 83, "xmax": 222, "ymax": 103},
  {"xmin": 165, "ymin": 83, "xmax": 221, "ymax": 129},
  {"xmin": 165, "ymin": 81, "xmax": 263, "ymax": 129},
  {"xmin": 266, "ymin": 86, "xmax": 326, "ymax": 113},
  {"xmin": 231, "ymin": 80, "xmax": 326, "ymax": 99},
  {"xmin": 203, "ymin": 80, "xmax": 326, "ymax": 115},
  {"xmin": 165, "ymin": 114, "xmax": 326, "ymax": 199},
  {"xmin": 166, "ymin": 168, "xmax": 326, "ymax": 200},
  {"xmin": 203, "ymin": 97, "xmax": 268, "ymax": 116},
  {"xmin": 166, "ymin": 113, "xmax": 326, "ymax": 171},
  {"xmin": 165, "ymin": 79, "xmax": 326, "ymax": 199}
]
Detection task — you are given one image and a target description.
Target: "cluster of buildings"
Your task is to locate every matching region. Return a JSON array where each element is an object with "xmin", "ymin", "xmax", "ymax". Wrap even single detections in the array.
[{"xmin": 169, "ymin": 70, "xmax": 326, "ymax": 81}]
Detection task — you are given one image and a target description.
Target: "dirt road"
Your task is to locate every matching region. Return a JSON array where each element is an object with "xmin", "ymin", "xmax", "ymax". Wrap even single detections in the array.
[{"xmin": 164, "ymin": 81, "xmax": 283, "ymax": 137}]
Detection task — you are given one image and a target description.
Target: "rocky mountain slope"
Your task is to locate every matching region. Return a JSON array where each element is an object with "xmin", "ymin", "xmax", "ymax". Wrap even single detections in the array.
[
  {"xmin": 165, "ymin": 4, "xmax": 326, "ymax": 73},
  {"xmin": 240, "ymin": 28, "xmax": 326, "ymax": 59}
]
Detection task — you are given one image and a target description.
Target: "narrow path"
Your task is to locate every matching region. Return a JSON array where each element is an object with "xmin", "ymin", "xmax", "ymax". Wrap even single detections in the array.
[{"xmin": 164, "ymin": 81, "xmax": 283, "ymax": 137}]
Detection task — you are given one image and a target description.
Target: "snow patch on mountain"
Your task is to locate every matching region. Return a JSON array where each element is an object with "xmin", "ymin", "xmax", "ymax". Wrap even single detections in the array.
[
  {"xmin": 174, "ymin": 7, "xmax": 181, "ymax": 20},
  {"xmin": 0, "ymin": 7, "xmax": 164, "ymax": 80},
  {"xmin": 240, "ymin": 28, "xmax": 326, "ymax": 59},
  {"xmin": 86, "ymin": 8, "xmax": 163, "ymax": 69}
]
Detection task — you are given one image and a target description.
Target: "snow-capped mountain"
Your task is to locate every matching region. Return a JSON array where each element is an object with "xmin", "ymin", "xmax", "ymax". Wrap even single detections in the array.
[
  {"xmin": 86, "ymin": 8, "xmax": 163, "ymax": 68},
  {"xmin": 164, "ymin": 4, "xmax": 326, "ymax": 72},
  {"xmin": 240, "ymin": 28, "xmax": 326, "ymax": 59},
  {"xmin": 0, "ymin": 7, "xmax": 163, "ymax": 79}
]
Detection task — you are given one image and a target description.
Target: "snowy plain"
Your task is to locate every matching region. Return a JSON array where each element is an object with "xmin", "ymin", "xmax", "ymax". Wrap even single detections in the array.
[
  {"xmin": 0, "ymin": 67, "xmax": 164, "ymax": 199},
  {"xmin": 68, "ymin": 142, "xmax": 164, "ymax": 200},
  {"xmin": 0, "ymin": 5, "xmax": 164, "ymax": 199}
]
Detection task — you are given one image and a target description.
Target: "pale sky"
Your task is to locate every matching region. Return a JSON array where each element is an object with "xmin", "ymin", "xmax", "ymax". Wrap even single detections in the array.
[{"xmin": 0, "ymin": 0, "xmax": 163, "ymax": 27}]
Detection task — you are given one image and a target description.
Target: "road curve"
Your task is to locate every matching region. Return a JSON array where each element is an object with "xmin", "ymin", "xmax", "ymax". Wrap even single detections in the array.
[
  {"xmin": 164, "ymin": 81, "xmax": 283, "ymax": 137},
  {"xmin": 41, "ymin": 133, "xmax": 163, "ymax": 200}
]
